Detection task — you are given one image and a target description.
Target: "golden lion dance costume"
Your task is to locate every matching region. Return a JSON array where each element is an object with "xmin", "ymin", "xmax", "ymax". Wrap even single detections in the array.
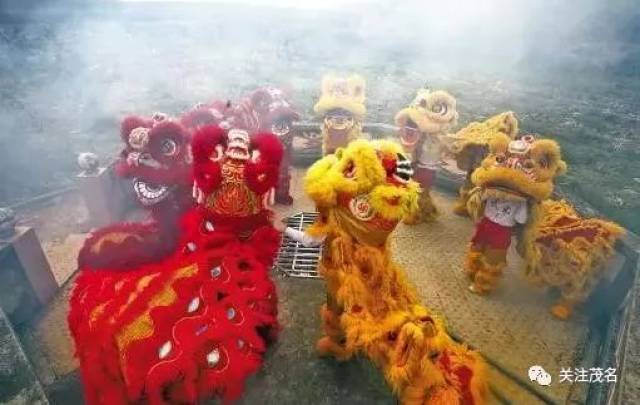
[
  {"xmin": 314, "ymin": 74, "xmax": 366, "ymax": 155},
  {"xmin": 69, "ymin": 123, "xmax": 283, "ymax": 404},
  {"xmin": 301, "ymin": 139, "xmax": 487, "ymax": 404},
  {"xmin": 464, "ymin": 134, "xmax": 624, "ymax": 319},
  {"xmin": 444, "ymin": 112, "xmax": 518, "ymax": 217},
  {"xmin": 395, "ymin": 89, "xmax": 458, "ymax": 223}
]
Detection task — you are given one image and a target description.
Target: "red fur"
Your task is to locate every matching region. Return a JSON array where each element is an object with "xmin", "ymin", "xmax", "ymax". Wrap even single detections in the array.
[
  {"xmin": 77, "ymin": 222, "xmax": 177, "ymax": 271},
  {"xmin": 194, "ymin": 160, "xmax": 223, "ymax": 194},
  {"xmin": 117, "ymin": 119, "xmax": 192, "ymax": 187},
  {"xmin": 71, "ymin": 112, "xmax": 283, "ymax": 405},
  {"xmin": 180, "ymin": 106, "xmax": 223, "ymax": 131},
  {"xmin": 120, "ymin": 115, "xmax": 152, "ymax": 143},
  {"xmin": 251, "ymin": 132, "xmax": 284, "ymax": 165},
  {"xmin": 192, "ymin": 125, "xmax": 228, "ymax": 162},
  {"xmin": 245, "ymin": 132, "xmax": 283, "ymax": 194},
  {"xmin": 71, "ymin": 191, "xmax": 280, "ymax": 405},
  {"xmin": 244, "ymin": 87, "xmax": 298, "ymax": 203}
]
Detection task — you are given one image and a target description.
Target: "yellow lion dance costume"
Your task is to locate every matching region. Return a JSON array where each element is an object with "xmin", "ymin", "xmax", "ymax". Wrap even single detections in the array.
[
  {"xmin": 464, "ymin": 133, "xmax": 624, "ymax": 319},
  {"xmin": 304, "ymin": 139, "xmax": 488, "ymax": 404},
  {"xmin": 395, "ymin": 89, "xmax": 458, "ymax": 223},
  {"xmin": 443, "ymin": 112, "xmax": 518, "ymax": 217},
  {"xmin": 314, "ymin": 74, "xmax": 366, "ymax": 155}
]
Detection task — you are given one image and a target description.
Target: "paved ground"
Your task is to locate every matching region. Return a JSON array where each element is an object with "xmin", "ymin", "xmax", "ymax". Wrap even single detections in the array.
[{"xmin": 20, "ymin": 168, "xmax": 599, "ymax": 404}]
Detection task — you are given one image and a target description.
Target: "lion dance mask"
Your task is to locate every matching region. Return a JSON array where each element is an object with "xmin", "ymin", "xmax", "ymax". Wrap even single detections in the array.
[
  {"xmin": 69, "ymin": 124, "xmax": 283, "ymax": 404},
  {"xmin": 443, "ymin": 112, "xmax": 518, "ymax": 217},
  {"xmin": 464, "ymin": 133, "xmax": 624, "ymax": 319},
  {"xmin": 78, "ymin": 114, "xmax": 194, "ymax": 270},
  {"xmin": 314, "ymin": 74, "xmax": 366, "ymax": 155},
  {"xmin": 304, "ymin": 139, "xmax": 488, "ymax": 404},
  {"xmin": 231, "ymin": 87, "xmax": 300, "ymax": 205},
  {"xmin": 395, "ymin": 89, "xmax": 458, "ymax": 223}
]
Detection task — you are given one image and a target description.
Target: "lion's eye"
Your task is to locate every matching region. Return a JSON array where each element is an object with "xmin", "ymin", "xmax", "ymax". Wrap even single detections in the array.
[
  {"xmin": 161, "ymin": 139, "xmax": 178, "ymax": 156},
  {"xmin": 495, "ymin": 153, "xmax": 506, "ymax": 164},
  {"xmin": 539, "ymin": 158, "xmax": 549, "ymax": 169},
  {"xmin": 432, "ymin": 103, "xmax": 446, "ymax": 114},
  {"xmin": 387, "ymin": 332, "xmax": 398, "ymax": 341},
  {"xmin": 419, "ymin": 99, "xmax": 428, "ymax": 108},
  {"xmin": 523, "ymin": 159, "xmax": 535, "ymax": 170}
]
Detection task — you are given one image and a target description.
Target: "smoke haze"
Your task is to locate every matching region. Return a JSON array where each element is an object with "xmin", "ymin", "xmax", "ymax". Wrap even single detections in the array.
[{"xmin": 0, "ymin": 0, "xmax": 638, "ymax": 230}]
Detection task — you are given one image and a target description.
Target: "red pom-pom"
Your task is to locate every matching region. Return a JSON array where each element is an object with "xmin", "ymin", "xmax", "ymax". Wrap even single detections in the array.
[
  {"xmin": 250, "ymin": 132, "xmax": 283, "ymax": 165},
  {"xmin": 121, "ymin": 115, "xmax": 152, "ymax": 143},
  {"xmin": 192, "ymin": 125, "xmax": 227, "ymax": 162}
]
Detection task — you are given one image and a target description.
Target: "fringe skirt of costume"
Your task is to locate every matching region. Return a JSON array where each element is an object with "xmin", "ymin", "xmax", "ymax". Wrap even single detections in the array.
[
  {"xmin": 308, "ymin": 212, "xmax": 488, "ymax": 405},
  {"xmin": 68, "ymin": 207, "xmax": 280, "ymax": 405}
]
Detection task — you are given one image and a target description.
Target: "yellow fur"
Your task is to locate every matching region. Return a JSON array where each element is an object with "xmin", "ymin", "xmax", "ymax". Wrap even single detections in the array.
[
  {"xmin": 466, "ymin": 135, "xmax": 624, "ymax": 319},
  {"xmin": 304, "ymin": 140, "xmax": 489, "ymax": 404},
  {"xmin": 395, "ymin": 89, "xmax": 458, "ymax": 224},
  {"xmin": 443, "ymin": 112, "xmax": 519, "ymax": 216},
  {"xmin": 395, "ymin": 89, "xmax": 458, "ymax": 135},
  {"xmin": 315, "ymin": 74, "xmax": 367, "ymax": 118},
  {"xmin": 314, "ymin": 74, "xmax": 367, "ymax": 155},
  {"xmin": 520, "ymin": 200, "xmax": 624, "ymax": 318}
]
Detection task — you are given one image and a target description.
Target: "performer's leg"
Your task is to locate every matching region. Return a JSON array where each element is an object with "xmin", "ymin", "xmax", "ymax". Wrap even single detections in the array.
[
  {"xmin": 551, "ymin": 281, "xmax": 588, "ymax": 320},
  {"xmin": 464, "ymin": 244, "xmax": 484, "ymax": 280},
  {"xmin": 275, "ymin": 168, "xmax": 293, "ymax": 205},
  {"xmin": 316, "ymin": 294, "xmax": 350, "ymax": 360},
  {"xmin": 550, "ymin": 297, "xmax": 577, "ymax": 320},
  {"xmin": 404, "ymin": 167, "xmax": 438, "ymax": 224},
  {"xmin": 453, "ymin": 178, "xmax": 473, "ymax": 217},
  {"xmin": 275, "ymin": 147, "xmax": 294, "ymax": 205},
  {"xmin": 468, "ymin": 247, "xmax": 507, "ymax": 295}
]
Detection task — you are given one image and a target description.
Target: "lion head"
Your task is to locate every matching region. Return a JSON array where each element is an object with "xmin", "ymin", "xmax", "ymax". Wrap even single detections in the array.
[
  {"xmin": 117, "ymin": 114, "xmax": 192, "ymax": 206},
  {"xmin": 472, "ymin": 134, "xmax": 567, "ymax": 202},
  {"xmin": 248, "ymin": 87, "xmax": 300, "ymax": 140},
  {"xmin": 444, "ymin": 111, "xmax": 519, "ymax": 172},
  {"xmin": 395, "ymin": 89, "xmax": 458, "ymax": 155},
  {"xmin": 304, "ymin": 139, "xmax": 419, "ymax": 224}
]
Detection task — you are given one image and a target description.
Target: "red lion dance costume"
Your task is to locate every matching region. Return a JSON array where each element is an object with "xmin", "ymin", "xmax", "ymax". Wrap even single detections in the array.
[
  {"xmin": 69, "ymin": 121, "xmax": 283, "ymax": 404},
  {"xmin": 181, "ymin": 88, "xmax": 299, "ymax": 205},
  {"xmin": 227, "ymin": 87, "xmax": 300, "ymax": 205}
]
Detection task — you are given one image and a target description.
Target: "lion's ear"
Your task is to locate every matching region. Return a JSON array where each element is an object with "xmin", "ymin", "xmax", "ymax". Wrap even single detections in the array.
[
  {"xmin": 555, "ymin": 160, "xmax": 567, "ymax": 176},
  {"xmin": 334, "ymin": 147, "xmax": 344, "ymax": 159},
  {"xmin": 488, "ymin": 133, "xmax": 511, "ymax": 153}
]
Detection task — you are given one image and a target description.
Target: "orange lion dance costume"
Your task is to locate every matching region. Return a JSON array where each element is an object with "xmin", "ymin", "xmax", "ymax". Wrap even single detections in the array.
[
  {"xmin": 464, "ymin": 133, "xmax": 624, "ymax": 319},
  {"xmin": 69, "ymin": 122, "xmax": 283, "ymax": 404},
  {"xmin": 300, "ymin": 139, "xmax": 488, "ymax": 404},
  {"xmin": 395, "ymin": 89, "xmax": 458, "ymax": 223}
]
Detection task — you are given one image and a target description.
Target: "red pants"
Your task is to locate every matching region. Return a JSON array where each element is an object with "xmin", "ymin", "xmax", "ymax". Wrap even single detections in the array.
[
  {"xmin": 414, "ymin": 167, "xmax": 436, "ymax": 189},
  {"xmin": 471, "ymin": 217, "xmax": 512, "ymax": 250}
]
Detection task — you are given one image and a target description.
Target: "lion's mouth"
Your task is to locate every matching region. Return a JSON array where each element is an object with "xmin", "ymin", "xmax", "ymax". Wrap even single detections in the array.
[
  {"xmin": 388, "ymin": 153, "xmax": 413, "ymax": 186},
  {"xmin": 271, "ymin": 119, "xmax": 291, "ymax": 137},
  {"xmin": 343, "ymin": 161, "xmax": 356, "ymax": 179},
  {"xmin": 133, "ymin": 178, "xmax": 170, "ymax": 206},
  {"xmin": 384, "ymin": 196, "xmax": 401, "ymax": 206},
  {"xmin": 399, "ymin": 119, "xmax": 420, "ymax": 147}
]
